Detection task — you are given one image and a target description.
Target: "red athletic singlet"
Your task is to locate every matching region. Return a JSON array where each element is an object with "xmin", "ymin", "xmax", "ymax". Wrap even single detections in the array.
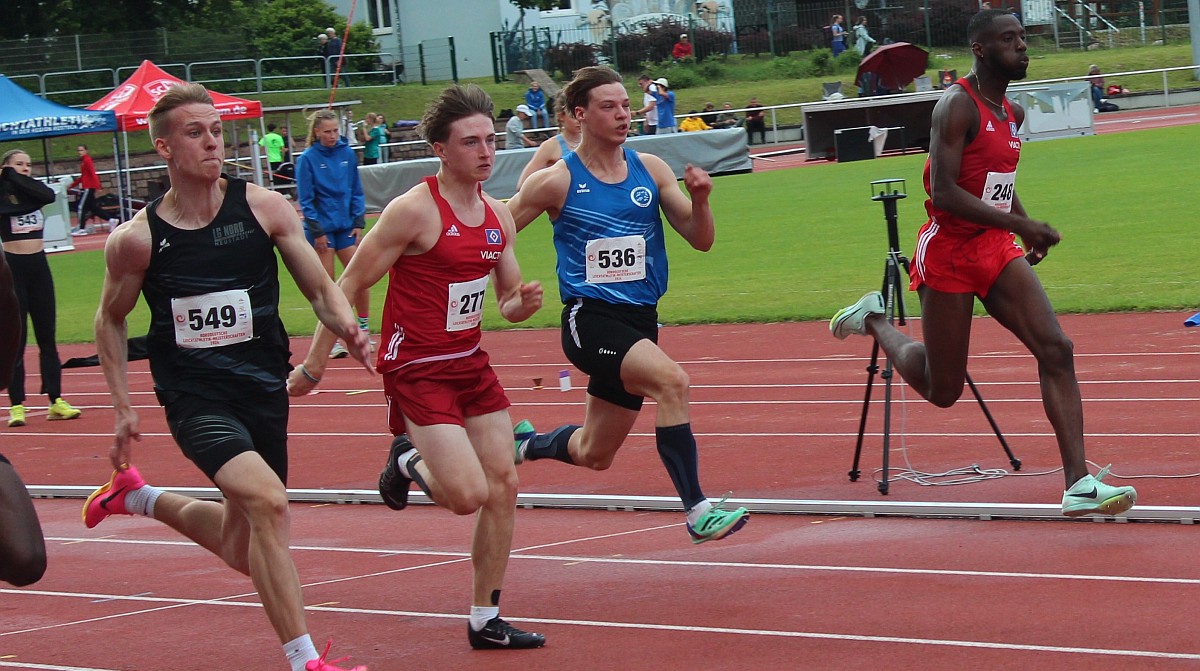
[
  {"xmin": 377, "ymin": 176, "xmax": 506, "ymax": 372},
  {"xmin": 921, "ymin": 77, "xmax": 1022, "ymax": 234}
]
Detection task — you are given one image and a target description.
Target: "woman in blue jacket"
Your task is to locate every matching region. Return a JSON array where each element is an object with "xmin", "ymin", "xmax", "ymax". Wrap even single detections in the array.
[{"xmin": 297, "ymin": 109, "xmax": 369, "ymax": 358}]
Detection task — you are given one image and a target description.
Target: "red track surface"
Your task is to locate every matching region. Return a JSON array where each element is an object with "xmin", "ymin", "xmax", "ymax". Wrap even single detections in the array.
[
  {"xmin": 2, "ymin": 105, "xmax": 1197, "ymax": 671},
  {"xmin": 2, "ymin": 314, "xmax": 1199, "ymax": 670}
]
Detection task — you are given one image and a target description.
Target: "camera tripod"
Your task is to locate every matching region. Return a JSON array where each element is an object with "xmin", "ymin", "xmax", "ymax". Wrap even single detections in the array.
[{"xmin": 848, "ymin": 180, "xmax": 1021, "ymax": 495}]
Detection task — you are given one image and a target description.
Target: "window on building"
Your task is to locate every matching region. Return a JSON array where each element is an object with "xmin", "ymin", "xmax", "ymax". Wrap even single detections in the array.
[
  {"xmin": 368, "ymin": 0, "xmax": 393, "ymax": 33},
  {"xmin": 541, "ymin": 0, "xmax": 575, "ymax": 16}
]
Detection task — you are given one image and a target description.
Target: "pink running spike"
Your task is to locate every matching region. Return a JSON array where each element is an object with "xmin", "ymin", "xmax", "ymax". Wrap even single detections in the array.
[
  {"xmin": 305, "ymin": 640, "xmax": 367, "ymax": 671},
  {"xmin": 82, "ymin": 466, "xmax": 146, "ymax": 529}
]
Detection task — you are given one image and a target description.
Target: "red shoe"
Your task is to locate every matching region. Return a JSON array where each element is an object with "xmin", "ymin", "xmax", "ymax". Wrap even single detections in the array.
[
  {"xmin": 305, "ymin": 640, "xmax": 367, "ymax": 671},
  {"xmin": 82, "ymin": 466, "xmax": 146, "ymax": 529}
]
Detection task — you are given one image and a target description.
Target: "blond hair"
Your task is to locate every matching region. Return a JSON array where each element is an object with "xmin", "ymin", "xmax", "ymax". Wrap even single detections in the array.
[
  {"xmin": 147, "ymin": 82, "xmax": 214, "ymax": 139},
  {"xmin": 2, "ymin": 149, "xmax": 29, "ymax": 166},
  {"xmin": 305, "ymin": 109, "xmax": 340, "ymax": 146}
]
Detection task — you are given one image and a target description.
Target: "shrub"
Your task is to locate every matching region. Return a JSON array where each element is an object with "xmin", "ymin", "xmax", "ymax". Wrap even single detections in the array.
[{"xmin": 545, "ymin": 41, "xmax": 600, "ymax": 79}]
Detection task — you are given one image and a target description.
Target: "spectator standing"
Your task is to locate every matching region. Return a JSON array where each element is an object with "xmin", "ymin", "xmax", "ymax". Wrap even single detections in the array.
[
  {"xmin": 830, "ymin": 15, "xmax": 847, "ymax": 57},
  {"xmin": 0, "ymin": 240, "xmax": 47, "ymax": 587},
  {"xmin": 853, "ymin": 16, "xmax": 877, "ymax": 56},
  {"xmin": 361, "ymin": 112, "xmax": 388, "ymax": 165},
  {"xmin": 279, "ymin": 125, "xmax": 295, "ymax": 163},
  {"xmin": 69, "ymin": 145, "xmax": 106, "ymax": 236},
  {"xmin": 650, "ymin": 77, "xmax": 677, "ymax": 133},
  {"xmin": 524, "ymin": 81, "xmax": 551, "ymax": 129},
  {"xmin": 297, "ymin": 109, "xmax": 371, "ymax": 359},
  {"xmin": 2, "ymin": 150, "xmax": 82, "ymax": 428},
  {"xmin": 505, "ymin": 105, "xmax": 537, "ymax": 149},
  {"xmin": 635, "ymin": 75, "xmax": 659, "ymax": 135},
  {"xmin": 672, "ymin": 33, "xmax": 694, "ymax": 61},
  {"xmin": 260, "ymin": 123, "xmax": 286, "ymax": 175},
  {"xmin": 744, "ymin": 97, "xmax": 766, "ymax": 144},
  {"xmin": 324, "ymin": 28, "xmax": 348, "ymax": 87}
]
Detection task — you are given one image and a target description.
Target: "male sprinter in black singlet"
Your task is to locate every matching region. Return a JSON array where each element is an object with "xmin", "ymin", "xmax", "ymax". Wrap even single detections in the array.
[{"xmin": 87, "ymin": 83, "xmax": 371, "ymax": 671}]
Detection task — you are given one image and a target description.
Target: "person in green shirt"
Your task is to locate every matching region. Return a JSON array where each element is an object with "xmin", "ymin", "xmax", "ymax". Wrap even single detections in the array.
[
  {"xmin": 259, "ymin": 123, "xmax": 285, "ymax": 175},
  {"xmin": 361, "ymin": 112, "xmax": 388, "ymax": 165}
]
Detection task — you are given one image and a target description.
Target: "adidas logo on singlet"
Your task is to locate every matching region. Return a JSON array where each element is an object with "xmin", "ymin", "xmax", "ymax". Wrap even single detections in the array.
[
  {"xmin": 446, "ymin": 224, "xmax": 460, "ymax": 237},
  {"xmin": 985, "ymin": 120, "xmax": 995, "ymax": 132}
]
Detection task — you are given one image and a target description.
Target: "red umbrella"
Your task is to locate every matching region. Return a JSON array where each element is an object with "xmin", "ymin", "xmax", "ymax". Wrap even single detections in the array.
[{"xmin": 855, "ymin": 42, "xmax": 930, "ymax": 92}]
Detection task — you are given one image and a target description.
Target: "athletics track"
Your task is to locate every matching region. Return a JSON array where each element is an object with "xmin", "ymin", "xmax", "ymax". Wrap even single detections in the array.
[{"xmin": 0, "ymin": 105, "xmax": 1197, "ymax": 671}]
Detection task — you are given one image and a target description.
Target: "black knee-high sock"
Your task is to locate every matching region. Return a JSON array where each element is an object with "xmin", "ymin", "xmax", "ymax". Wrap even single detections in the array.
[
  {"xmin": 655, "ymin": 423, "xmax": 705, "ymax": 511},
  {"xmin": 524, "ymin": 425, "xmax": 579, "ymax": 464}
]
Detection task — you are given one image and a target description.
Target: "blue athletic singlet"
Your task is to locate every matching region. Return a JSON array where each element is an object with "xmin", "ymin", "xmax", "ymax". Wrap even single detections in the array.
[
  {"xmin": 555, "ymin": 134, "xmax": 574, "ymax": 158},
  {"xmin": 552, "ymin": 149, "xmax": 667, "ymax": 305}
]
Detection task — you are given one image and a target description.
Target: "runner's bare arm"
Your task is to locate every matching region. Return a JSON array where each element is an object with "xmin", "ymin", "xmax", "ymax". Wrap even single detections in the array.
[
  {"xmin": 489, "ymin": 198, "xmax": 543, "ymax": 323},
  {"xmin": 643, "ymin": 154, "xmax": 714, "ymax": 251}
]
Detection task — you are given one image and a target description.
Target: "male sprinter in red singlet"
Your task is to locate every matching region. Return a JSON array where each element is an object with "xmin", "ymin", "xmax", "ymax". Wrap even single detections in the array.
[
  {"xmin": 831, "ymin": 10, "xmax": 1136, "ymax": 517},
  {"xmin": 287, "ymin": 84, "xmax": 547, "ymax": 651}
]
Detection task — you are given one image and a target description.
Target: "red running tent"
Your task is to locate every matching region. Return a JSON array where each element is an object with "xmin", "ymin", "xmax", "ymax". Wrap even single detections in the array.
[{"xmin": 88, "ymin": 60, "xmax": 262, "ymax": 131}]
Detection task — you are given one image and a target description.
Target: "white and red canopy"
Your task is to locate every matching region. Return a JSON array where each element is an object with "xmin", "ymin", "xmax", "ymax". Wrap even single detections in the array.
[{"xmin": 88, "ymin": 60, "xmax": 262, "ymax": 131}]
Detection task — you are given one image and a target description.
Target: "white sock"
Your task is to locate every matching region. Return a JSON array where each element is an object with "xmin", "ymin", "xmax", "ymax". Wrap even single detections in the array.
[
  {"xmin": 283, "ymin": 633, "xmax": 318, "ymax": 671},
  {"xmin": 396, "ymin": 448, "xmax": 419, "ymax": 478},
  {"xmin": 686, "ymin": 499, "xmax": 713, "ymax": 526},
  {"xmin": 124, "ymin": 485, "xmax": 163, "ymax": 518},
  {"xmin": 469, "ymin": 605, "xmax": 500, "ymax": 631}
]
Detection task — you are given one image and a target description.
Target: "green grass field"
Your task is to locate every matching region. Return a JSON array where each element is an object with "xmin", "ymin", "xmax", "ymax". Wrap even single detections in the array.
[{"xmin": 45, "ymin": 123, "xmax": 1198, "ymax": 343}]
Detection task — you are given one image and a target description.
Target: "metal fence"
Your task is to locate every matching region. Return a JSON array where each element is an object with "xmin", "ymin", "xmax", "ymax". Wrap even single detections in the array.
[
  {"xmin": 6, "ymin": 54, "xmax": 401, "ymax": 108},
  {"xmin": 399, "ymin": 37, "xmax": 457, "ymax": 85},
  {"xmin": 493, "ymin": 0, "xmax": 1192, "ymax": 80}
]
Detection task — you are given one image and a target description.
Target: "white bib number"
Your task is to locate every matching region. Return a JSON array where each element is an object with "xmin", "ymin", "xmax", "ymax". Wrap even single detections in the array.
[
  {"xmin": 171, "ymin": 289, "xmax": 253, "ymax": 349},
  {"xmin": 446, "ymin": 275, "xmax": 489, "ymax": 332},
  {"xmin": 585, "ymin": 235, "xmax": 646, "ymax": 284},
  {"xmin": 11, "ymin": 211, "xmax": 43, "ymax": 235},
  {"xmin": 981, "ymin": 171, "xmax": 1016, "ymax": 213}
]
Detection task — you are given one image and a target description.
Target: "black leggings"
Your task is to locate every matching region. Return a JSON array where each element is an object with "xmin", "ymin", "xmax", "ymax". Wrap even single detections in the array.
[
  {"xmin": 5, "ymin": 251, "xmax": 62, "ymax": 406},
  {"xmin": 75, "ymin": 189, "xmax": 107, "ymax": 227}
]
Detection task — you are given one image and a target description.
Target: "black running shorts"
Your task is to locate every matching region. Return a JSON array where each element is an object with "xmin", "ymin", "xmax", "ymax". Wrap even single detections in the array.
[
  {"xmin": 560, "ymin": 298, "xmax": 658, "ymax": 411},
  {"xmin": 156, "ymin": 388, "xmax": 290, "ymax": 483}
]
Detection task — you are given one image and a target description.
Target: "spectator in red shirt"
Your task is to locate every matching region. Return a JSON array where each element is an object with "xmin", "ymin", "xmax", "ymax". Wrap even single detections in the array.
[
  {"xmin": 672, "ymin": 33, "xmax": 694, "ymax": 61},
  {"xmin": 68, "ymin": 145, "xmax": 107, "ymax": 235}
]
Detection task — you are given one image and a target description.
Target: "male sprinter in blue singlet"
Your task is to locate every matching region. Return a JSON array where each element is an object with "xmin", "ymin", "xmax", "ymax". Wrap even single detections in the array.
[
  {"xmin": 831, "ymin": 10, "xmax": 1136, "ymax": 517},
  {"xmin": 507, "ymin": 66, "xmax": 749, "ymax": 544}
]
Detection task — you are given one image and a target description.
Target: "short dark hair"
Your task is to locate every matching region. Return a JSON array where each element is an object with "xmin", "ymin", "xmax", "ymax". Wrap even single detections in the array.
[
  {"xmin": 968, "ymin": 9, "xmax": 1014, "ymax": 43},
  {"xmin": 267, "ymin": 123, "xmax": 277, "ymax": 132},
  {"xmin": 419, "ymin": 84, "xmax": 494, "ymax": 145}
]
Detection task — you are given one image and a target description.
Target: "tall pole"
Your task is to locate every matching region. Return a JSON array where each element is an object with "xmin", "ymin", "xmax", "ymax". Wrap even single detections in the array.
[{"xmin": 1190, "ymin": 0, "xmax": 1200, "ymax": 81}]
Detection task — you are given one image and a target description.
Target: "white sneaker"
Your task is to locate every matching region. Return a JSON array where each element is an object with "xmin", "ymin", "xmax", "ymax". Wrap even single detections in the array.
[
  {"xmin": 70, "ymin": 229, "xmax": 89, "ymax": 237},
  {"xmin": 329, "ymin": 342, "xmax": 349, "ymax": 359},
  {"xmin": 1061, "ymin": 465, "xmax": 1137, "ymax": 517},
  {"xmin": 830, "ymin": 291, "xmax": 885, "ymax": 339}
]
